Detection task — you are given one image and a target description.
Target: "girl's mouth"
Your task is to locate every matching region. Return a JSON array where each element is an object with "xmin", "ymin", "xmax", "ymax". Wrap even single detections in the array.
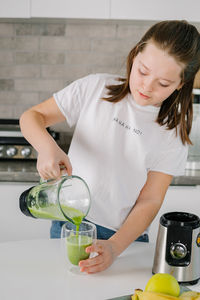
[{"xmin": 138, "ymin": 91, "xmax": 150, "ymax": 99}]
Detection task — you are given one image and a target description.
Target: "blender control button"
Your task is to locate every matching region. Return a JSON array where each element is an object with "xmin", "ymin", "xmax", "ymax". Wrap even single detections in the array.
[
  {"xmin": 21, "ymin": 147, "xmax": 31, "ymax": 157},
  {"xmin": 170, "ymin": 243, "xmax": 187, "ymax": 259},
  {"xmin": 6, "ymin": 146, "xmax": 17, "ymax": 157},
  {"xmin": 196, "ymin": 233, "xmax": 200, "ymax": 247}
]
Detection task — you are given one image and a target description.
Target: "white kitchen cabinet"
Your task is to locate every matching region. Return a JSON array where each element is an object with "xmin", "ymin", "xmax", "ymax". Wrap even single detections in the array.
[
  {"xmin": 0, "ymin": 182, "xmax": 51, "ymax": 242},
  {"xmin": 0, "ymin": 0, "xmax": 30, "ymax": 18},
  {"xmin": 110, "ymin": 0, "xmax": 200, "ymax": 22},
  {"xmin": 1, "ymin": 0, "xmax": 199, "ymax": 21},
  {"xmin": 31, "ymin": 0, "xmax": 110, "ymax": 19},
  {"xmin": 149, "ymin": 185, "xmax": 200, "ymax": 243}
]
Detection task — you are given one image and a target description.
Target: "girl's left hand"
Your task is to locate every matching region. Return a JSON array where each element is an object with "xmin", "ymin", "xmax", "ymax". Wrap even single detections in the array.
[{"xmin": 79, "ymin": 240, "xmax": 117, "ymax": 274}]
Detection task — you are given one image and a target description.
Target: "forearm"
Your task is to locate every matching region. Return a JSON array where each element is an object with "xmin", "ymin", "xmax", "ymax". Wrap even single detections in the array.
[
  {"xmin": 78, "ymin": 173, "xmax": 171, "ymax": 275},
  {"xmin": 20, "ymin": 109, "xmax": 58, "ymax": 153},
  {"xmin": 109, "ymin": 197, "xmax": 163, "ymax": 256},
  {"xmin": 109, "ymin": 171, "xmax": 172, "ymax": 257}
]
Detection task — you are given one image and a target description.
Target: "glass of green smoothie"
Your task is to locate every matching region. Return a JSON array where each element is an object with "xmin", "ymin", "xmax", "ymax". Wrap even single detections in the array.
[{"xmin": 61, "ymin": 221, "xmax": 96, "ymax": 274}]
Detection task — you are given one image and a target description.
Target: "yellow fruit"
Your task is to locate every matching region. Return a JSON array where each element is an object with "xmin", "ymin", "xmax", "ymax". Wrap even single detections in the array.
[
  {"xmin": 179, "ymin": 291, "xmax": 200, "ymax": 299},
  {"xmin": 145, "ymin": 273, "xmax": 180, "ymax": 297},
  {"xmin": 131, "ymin": 289, "xmax": 180, "ymax": 300}
]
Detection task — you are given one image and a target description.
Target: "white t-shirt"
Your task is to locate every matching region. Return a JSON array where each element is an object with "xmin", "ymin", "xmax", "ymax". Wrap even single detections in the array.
[{"xmin": 53, "ymin": 73, "xmax": 188, "ymax": 231}]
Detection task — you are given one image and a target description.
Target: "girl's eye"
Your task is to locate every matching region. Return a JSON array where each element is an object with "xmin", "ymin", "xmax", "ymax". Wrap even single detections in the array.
[{"xmin": 159, "ymin": 82, "xmax": 169, "ymax": 87}]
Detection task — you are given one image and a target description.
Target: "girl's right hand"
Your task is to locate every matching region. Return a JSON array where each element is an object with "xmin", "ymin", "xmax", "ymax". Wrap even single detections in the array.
[{"xmin": 36, "ymin": 143, "xmax": 72, "ymax": 180}]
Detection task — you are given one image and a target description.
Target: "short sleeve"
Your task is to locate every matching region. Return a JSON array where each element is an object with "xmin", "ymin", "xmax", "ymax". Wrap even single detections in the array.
[
  {"xmin": 53, "ymin": 79, "xmax": 82, "ymax": 128},
  {"xmin": 150, "ymin": 145, "xmax": 188, "ymax": 176},
  {"xmin": 53, "ymin": 73, "xmax": 119, "ymax": 128}
]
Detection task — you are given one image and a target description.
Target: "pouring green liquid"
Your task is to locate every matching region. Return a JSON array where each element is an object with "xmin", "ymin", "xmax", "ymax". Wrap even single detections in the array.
[
  {"xmin": 28, "ymin": 182, "xmax": 92, "ymax": 266},
  {"xmin": 29, "ymin": 204, "xmax": 91, "ymax": 265},
  {"xmin": 29, "ymin": 204, "xmax": 84, "ymax": 226}
]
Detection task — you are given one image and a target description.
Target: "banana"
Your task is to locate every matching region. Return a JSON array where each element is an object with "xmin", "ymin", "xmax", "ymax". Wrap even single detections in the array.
[
  {"xmin": 131, "ymin": 289, "xmax": 180, "ymax": 300},
  {"xmin": 131, "ymin": 290, "xmax": 200, "ymax": 300},
  {"xmin": 179, "ymin": 291, "xmax": 200, "ymax": 300}
]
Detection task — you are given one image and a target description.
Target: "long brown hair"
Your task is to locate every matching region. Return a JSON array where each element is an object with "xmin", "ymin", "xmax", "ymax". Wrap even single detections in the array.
[{"xmin": 103, "ymin": 20, "xmax": 200, "ymax": 145}]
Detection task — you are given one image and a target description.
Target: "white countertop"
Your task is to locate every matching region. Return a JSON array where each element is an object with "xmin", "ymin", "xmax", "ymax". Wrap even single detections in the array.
[{"xmin": 0, "ymin": 239, "xmax": 199, "ymax": 300}]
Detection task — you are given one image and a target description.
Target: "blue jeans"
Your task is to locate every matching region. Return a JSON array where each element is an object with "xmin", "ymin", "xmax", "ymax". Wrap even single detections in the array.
[{"xmin": 50, "ymin": 220, "xmax": 149, "ymax": 242}]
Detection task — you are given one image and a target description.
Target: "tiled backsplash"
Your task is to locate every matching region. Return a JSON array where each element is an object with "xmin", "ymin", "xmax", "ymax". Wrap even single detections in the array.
[{"xmin": 0, "ymin": 18, "xmax": 199, "ymax": 133}]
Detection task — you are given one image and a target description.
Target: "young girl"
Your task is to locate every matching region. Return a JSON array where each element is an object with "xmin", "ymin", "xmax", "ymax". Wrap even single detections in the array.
[{"xmin": 20, "ymin": 20, "xmax": 200, "ymax": 274}]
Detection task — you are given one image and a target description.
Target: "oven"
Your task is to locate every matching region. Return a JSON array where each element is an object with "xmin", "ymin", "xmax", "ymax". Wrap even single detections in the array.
[{"xmin": 0, "ymin": 119, "xmax": 59, "ymax": 160}]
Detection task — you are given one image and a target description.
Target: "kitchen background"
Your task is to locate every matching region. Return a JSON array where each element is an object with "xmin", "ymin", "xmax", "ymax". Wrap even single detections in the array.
[
  {"xmin": 0, "ymin": 18, "xmax": 156, "ymax": 133},
  {"xmin": 1, "ymin": 18, "xmax": 200, "ymax": 133},
  {"xmin": 0, "ymin": 0, "xmax": 200, "ymax": 243}
]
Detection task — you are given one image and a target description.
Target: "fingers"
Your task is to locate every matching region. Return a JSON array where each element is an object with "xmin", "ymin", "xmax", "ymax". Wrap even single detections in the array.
[
  {"xmin": 37, "ymin": 161, "xmax": 61, "ymax": 180},
  {"xmin": 86, "ymin": 243, "xmax": 104, "ymax": 254},
  {"xmin": 60, "ymin": 156, "xmax": 72, "ymax": 176},
  {"xmin": 80, "ymin": 253, "xmax": 104, "ymax": 268},
  {"xmin": 80, "ymin": 262, "xmax": 106, "ymax": 274},
  {"xmin": 79, "ymin": 254, "xmax": 106, "ymax": 274},
  {"xmin": 37, "ymin": 150, "xmax": 73, "ymax": 180},
  {"xmin": 67, "ymin": 163, "xmax": 72, "ymax": 176},
  {"xmin": 78, "ymin": 240, "xmax": 115, "ymax": 274}
]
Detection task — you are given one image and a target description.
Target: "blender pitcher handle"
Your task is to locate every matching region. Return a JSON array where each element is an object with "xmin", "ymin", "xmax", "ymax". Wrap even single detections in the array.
[
  {"xmin": 39, "ymin": 165, "xmax": 71, "ymax": 183},
  {"xmin": 60, "ymin": 164, "xmax": 70, "ymax": 177}
]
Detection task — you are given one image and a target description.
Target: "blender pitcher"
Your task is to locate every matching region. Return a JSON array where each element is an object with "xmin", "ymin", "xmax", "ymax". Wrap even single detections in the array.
[{"xmin": 19, "ymin": 175, "xmax": 91, "ymax": 226}]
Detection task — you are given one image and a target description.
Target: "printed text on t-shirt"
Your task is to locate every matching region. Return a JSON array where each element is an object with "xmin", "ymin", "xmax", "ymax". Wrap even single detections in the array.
[{"xmin": 113, "ymin": 117, "xmax": 142, "ymax": 135}]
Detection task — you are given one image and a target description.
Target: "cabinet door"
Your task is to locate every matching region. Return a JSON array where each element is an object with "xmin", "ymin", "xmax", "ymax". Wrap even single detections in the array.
[
  {"xmin": 148, "ymin": 186, "xmax": 200, "ymax": 243},
  {"xmin": 110, "ymin": 0, "xmax": 200, "ymax": 22},
  {"xmin": 0, "ymin": 0, "xmax": 30, "ymax": 18},
  {"xmin": 0, "ymin": 182, "xmax": 51, "ymax": 242},
  {"xmin": 31, "ymin": 0, "xmax": 110, "ymax": 19}
]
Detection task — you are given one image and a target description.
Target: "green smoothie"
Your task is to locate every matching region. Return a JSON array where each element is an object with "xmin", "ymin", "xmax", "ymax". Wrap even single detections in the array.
[
  {"xmin": 29, "ymin": 204, "xmax": 84, "ymax": 225},
  {"xmin": 66, "ymin": 234, "xmax": 92, "ymax": 265},
  {"xmin": 61, "ymin": 205, "xmax": 84, "ymax": 225},
  {"xmin": 29, "ymin": 205, "xmax": 65, "ymax": 220}
]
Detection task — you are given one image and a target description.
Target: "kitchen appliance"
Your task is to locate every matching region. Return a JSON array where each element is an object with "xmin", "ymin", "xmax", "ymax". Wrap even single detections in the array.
[
  {"xmin": 152, "ymin": 212, "xmax": 200, "ymax": 285},
  {"xmin": 0, "ymin": 119, "xmax": 59, "ymax": 160},
  {"xmin": 19, "ymin": 174, "xmax": 91, "ymax": 224}
]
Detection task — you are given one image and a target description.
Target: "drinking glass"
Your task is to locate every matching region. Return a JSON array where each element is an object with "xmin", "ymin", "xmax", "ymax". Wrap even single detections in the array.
[{"xmin": 61, "ymin": 221, "xmax": 97, "ymax": 274}]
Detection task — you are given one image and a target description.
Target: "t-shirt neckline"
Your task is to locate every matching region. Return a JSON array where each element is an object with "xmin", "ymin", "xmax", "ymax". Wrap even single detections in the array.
[{"xmin": 128, "ymin": 93, "xmax": 160, "ymax": 113}]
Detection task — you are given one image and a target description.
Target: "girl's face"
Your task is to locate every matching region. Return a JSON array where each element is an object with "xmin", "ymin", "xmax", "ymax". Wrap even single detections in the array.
[{"xmin": 129, "ymin": 42, "xmax": 184, "ymax": 107}]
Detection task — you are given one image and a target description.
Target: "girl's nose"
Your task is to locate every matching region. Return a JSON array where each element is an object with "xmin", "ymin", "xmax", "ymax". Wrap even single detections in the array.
[{"xmin": 143, "ymin": 78, "xmax": 154, "ymax": 92}]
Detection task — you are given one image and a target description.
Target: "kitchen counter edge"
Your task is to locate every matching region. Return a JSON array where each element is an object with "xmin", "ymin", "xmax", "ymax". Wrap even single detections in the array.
[{"xmin": 0, "ymin": 160, "xmax": 200, "ymax": 186}]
